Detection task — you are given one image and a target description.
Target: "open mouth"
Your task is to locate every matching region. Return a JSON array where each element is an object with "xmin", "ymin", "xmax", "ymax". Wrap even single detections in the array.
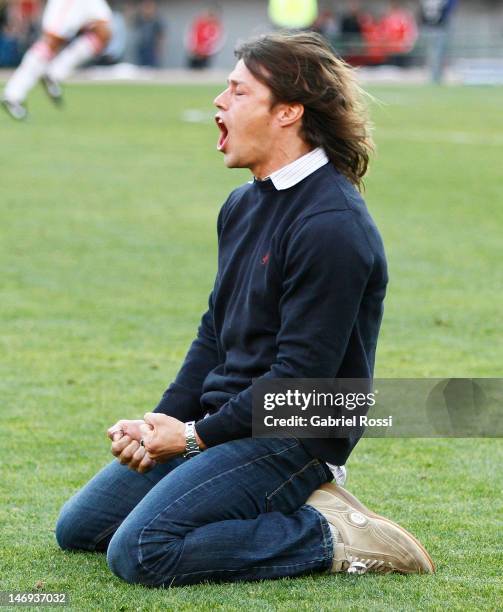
[{"xmin": 215, "ymin": 116, "xmax": 229, "ymax": 151}]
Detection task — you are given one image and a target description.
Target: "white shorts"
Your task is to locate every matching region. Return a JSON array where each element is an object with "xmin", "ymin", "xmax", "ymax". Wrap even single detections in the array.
[{"xmin": 42, "ymin": 0, "xmax": 112, "ymax": 39}]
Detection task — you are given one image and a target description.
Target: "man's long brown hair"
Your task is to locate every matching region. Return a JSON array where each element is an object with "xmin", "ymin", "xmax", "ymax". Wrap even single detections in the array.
[{"xmin": 235, "ymin": 32, "xmax": 374, "ymax": 190}]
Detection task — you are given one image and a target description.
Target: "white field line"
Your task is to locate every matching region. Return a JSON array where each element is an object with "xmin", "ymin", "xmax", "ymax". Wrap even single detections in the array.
[
  {"xmin": 378, "ymin": 129, "xmax": 503, "ymax": 147},
  {"xmin": 181, "ymin": 109, "xmax": 214, "ymax": 123}
]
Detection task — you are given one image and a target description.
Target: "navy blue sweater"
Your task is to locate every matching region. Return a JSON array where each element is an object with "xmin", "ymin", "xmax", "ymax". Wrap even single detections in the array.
[{"xmin": 154, "ymin": 163, "xmax": 388, "ymax": 465}]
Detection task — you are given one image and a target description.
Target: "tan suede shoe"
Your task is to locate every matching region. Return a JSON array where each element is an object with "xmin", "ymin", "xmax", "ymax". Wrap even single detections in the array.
[{"xmin": 306, "ymin": 483, "xmax": 435, "ymax": 575}]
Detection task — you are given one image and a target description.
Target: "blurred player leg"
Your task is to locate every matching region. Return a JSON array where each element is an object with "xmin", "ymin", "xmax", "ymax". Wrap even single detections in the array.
[
  {"xmin": 3, "ymin": 0, "xmax": 112, "ymax": 117},
  {"xmin": 43, "ymin": 0, "xmax": 112, "ymax": 100},
  {"xmin": 46, "ymin": 20, "xmax": 111, "ymax": 86},
  {"xmin": 2, "ymin": 35, "xmax": 63, "ymax": 119}
]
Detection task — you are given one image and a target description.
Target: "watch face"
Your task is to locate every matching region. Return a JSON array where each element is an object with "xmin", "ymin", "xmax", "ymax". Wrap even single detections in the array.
[{"xmin": 185, "ymin": 450, "xmax": 201, "ymax": 459}]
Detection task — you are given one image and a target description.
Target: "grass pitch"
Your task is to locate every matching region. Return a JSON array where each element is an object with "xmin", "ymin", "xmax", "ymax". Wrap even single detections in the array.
[{"xmin": 1, "ymin": 82, "xmax": 502, "ymax": 611}]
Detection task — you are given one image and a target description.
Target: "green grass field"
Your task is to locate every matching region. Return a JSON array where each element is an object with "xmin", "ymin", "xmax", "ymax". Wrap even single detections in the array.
[{"xmin": 1, "ymin": 82, "xmax": 502, "ymax": 611}]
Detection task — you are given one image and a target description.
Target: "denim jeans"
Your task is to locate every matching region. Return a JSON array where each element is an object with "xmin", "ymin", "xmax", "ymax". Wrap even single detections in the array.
[{"xmin": 55, "ymin": 437, "xmax": 334, "ymax": 586}]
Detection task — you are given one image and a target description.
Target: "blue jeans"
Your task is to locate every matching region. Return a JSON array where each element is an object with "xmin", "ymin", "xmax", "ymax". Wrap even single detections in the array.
[{"xmin": 55, "ymin": 437, "xmax": 334, "ymax": 586}]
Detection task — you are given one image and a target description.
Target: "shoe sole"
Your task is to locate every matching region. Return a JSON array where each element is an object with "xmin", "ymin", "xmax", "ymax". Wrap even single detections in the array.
[{"xmin": 320, "ymin": 483, "xmax": 436, "ymax": 573}]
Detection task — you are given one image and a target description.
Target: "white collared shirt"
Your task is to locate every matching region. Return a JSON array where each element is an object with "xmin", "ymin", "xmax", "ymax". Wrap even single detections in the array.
[{"xmin": 268, "ymin": 147, "xmax": 329, "ymax": 190}]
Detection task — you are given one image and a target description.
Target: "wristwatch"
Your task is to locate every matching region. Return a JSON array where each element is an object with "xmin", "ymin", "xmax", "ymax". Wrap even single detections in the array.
[{"xmin": 183, "ymin": 421, "xmax": 202, "ymax": 459}]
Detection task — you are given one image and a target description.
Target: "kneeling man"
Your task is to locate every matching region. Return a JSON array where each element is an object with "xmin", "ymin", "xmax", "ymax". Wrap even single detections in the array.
[{"xmin": 55, "ymin": 32, "xmax": 434, "ymax": 586}]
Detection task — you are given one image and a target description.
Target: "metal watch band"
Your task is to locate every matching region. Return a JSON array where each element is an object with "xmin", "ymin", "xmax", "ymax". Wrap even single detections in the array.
[{"xmin": 183, "ymin": 420, "xmax": 201, "ymax": 458}]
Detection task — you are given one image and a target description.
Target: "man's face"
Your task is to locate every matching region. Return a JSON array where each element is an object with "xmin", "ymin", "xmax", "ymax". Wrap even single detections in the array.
[
  {"xmin": 214, "ymin": 60, "xmax": 279, "ymax": 177},
  {"xmin": 141, "ymin": 0, "xmax": 156, "ymax": 18}
]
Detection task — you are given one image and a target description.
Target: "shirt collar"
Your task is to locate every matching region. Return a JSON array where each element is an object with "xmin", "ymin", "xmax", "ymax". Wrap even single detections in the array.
[{"xmin": 267, "ymin": 147, "xmax": 329, "ymax": 190}]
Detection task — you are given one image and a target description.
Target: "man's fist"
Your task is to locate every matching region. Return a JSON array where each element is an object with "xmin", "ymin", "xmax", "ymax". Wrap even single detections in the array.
[
  {"xmin": 107, "ymin": 419, "xmax": 156, "ymax": 474},
  {"xmin": 140, "ymin": 413, "xmax": 186, "ymax": 463},
  {"xmin": 107, "ymin": 419, "xmax": 145, "ymax": 443}
]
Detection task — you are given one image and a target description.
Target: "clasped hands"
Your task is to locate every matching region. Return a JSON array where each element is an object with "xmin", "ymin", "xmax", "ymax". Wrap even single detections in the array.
[{"xmin": 107, "ymin": 413, "xmax": 187, "ymax": 474}]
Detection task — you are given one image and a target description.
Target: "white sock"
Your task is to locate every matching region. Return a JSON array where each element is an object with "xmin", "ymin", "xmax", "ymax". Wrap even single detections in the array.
[
  {"xmin": 47, "ymin": 33, "xmax": 103, "ymax": 82},
  {"xmin": 329, "ymin": 524, "xmax": 342, "ymax": 545},
  {"xmin": 4, "ymin": 41, "xmax": 54, "ymax": 103},
  {"xmin": 329, "ymin": 523, "xmax": 344, "ymax": 572}
]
